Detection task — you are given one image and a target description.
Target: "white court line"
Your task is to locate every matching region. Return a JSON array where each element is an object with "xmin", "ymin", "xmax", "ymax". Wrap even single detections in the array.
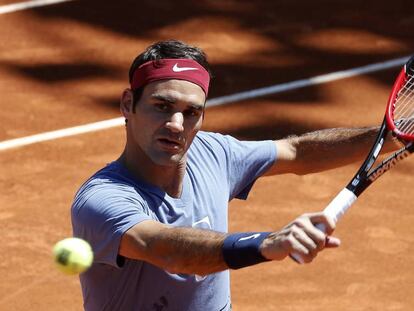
[
  {"xmin": 0, "ymin": 0, "xmax": 75, "ymax": 15},
  {"xmin": 0, "ymin": 55, "xmax": 410, "ymax": 151},
  {"xmin": 0, "ymin": 118, "xmax": 125, "ymax": 150},
  {"xmin": 206, "ymin": 56, "xmax": 410, "ymax": 107}
]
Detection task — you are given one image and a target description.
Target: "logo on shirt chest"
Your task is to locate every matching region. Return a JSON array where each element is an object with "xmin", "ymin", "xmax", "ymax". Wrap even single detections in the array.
[
  {"xmin": 191, "ymin": 216, "xmax": 212, "ymax": 281},
  {"xmin": 192, "ymin": 216, "xmax": 212, "ymax": 230}
]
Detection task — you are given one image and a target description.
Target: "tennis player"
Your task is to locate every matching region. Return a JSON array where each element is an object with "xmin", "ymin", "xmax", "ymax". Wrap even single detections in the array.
[{"xmin": 71, "ymin": 40, "xmax": 397, "ymax": 311}]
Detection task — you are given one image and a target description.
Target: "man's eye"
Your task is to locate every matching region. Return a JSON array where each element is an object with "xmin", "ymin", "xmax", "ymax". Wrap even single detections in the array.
[
  {"xmin": 184, "ymin": 109, "xmax": 201, "ymax": 117},
  {"xmin": 155, "ymin": 103, "xmax": 170, "ymax": 112}
]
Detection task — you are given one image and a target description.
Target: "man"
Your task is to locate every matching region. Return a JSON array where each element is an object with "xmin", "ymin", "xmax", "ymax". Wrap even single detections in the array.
[{"xmin": 71, "ymin": 40, "xmax": 395, "ymax": 310}]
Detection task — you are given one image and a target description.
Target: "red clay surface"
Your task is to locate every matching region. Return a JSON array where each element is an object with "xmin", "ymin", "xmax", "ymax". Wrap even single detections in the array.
[{"xmin": 1, "ymin": 1, "xmax": 414, "ymax": 310}]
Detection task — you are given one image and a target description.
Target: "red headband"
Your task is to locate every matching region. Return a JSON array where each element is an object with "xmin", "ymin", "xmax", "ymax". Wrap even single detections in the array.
[{"xmin": 131, "ymin": 58, "xmax": 210, "ymax": 96}]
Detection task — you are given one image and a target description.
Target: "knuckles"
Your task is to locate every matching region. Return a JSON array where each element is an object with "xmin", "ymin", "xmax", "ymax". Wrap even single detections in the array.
[
  {"xmin": 266, "ymin": 213, "xmax": 334, "ymax": 262},
  {"xmin": 291, "ymin": 216, "xmax": 309, "ymax": 228}
]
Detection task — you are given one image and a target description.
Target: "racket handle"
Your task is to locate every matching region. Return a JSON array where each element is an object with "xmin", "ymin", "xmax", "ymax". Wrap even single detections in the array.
[{"xmin": 290, "ymin": 188, "xmax": 357, "ymax": 264}]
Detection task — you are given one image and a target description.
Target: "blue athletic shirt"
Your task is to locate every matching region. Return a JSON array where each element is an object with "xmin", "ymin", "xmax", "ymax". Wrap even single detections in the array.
[{"xmin": 71, "ymin": 131, "xmax": 276, "ymax": 311}]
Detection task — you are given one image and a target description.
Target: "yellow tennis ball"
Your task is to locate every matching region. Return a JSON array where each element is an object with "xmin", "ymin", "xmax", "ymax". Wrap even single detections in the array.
[{"xmin": 53, "ymin": 237, "xmax": 93, "ymax": 275}]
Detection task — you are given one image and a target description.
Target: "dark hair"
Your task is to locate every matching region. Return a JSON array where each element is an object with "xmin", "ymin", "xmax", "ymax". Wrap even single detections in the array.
[{"xmin": 128, "ymin": 40, "xmax": 212, "ymax": 111}]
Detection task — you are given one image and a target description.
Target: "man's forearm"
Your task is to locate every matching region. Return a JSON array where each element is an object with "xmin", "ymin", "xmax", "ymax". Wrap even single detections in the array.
[
  {"xmin": 123, "ymin": 225, "xmax": 228, "ymax": 275},
  {"xmin": 272, "ymin": 126, "xmax": 400, "ymax": 175},
  {"xmin": 293, "ymin": 127, "xmax": 378, "ymax": 174}
]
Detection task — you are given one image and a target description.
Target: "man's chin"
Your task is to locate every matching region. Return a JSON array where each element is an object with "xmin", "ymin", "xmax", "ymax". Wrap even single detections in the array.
[{"xmin": 150, "ymin": 153, "xmax": 184, "ymax": 167}]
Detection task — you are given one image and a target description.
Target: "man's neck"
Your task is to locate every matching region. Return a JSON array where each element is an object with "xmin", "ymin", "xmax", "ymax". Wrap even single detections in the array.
[{"xmin": 118, "ymin": 148, "xmax": 186, "ymax": 198}]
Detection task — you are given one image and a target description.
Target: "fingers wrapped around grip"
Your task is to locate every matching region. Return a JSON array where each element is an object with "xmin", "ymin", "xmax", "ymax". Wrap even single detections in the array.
[{"xmin": 259, "ymin": 212, "xmax": 340, "ymax": 263}]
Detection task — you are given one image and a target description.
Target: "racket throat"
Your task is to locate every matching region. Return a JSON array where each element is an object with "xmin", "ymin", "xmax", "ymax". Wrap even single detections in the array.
[{"xmin": 368, "ymin": 145, "xmax": 413, "ymax": 182}]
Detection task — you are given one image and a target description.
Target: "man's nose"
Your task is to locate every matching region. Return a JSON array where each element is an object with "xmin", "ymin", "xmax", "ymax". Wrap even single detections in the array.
[{"xmin": 165, "ymin": 112, "xmax": 184, "ymax": 133}]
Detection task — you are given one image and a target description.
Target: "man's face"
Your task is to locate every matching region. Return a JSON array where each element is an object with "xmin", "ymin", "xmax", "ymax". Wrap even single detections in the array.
[{"xmin": 125, "ymin": 79, "xmax": 206, "ymax": 166}]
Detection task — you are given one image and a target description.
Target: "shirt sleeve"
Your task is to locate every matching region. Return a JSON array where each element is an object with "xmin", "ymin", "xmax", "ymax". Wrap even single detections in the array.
[
  {"xmin": 71, "ymin": 181, "xmax": 153, "ymax": 268},
  {"xmin": 196, "ymin": 132, "xmax": 277, "ymax": 200},
  {"xmin": 222, "ymin": 135, "xmax": 277, "ymax": 200}
]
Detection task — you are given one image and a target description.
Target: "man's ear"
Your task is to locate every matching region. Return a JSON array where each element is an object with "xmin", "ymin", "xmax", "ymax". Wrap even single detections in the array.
[{"xmin": 120, "ymin": 89, "xmax": 134, "ymax": 118}]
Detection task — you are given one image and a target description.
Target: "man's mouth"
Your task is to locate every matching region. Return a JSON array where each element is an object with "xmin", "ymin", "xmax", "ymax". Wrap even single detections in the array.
[{"xmin": 156, "ymin": 138, "xmax": 183, "ymax": 151}]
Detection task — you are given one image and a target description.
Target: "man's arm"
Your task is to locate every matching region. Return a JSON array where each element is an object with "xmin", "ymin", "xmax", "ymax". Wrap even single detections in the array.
[
  {"xmin": 120, "ymin": 220, "xmax": 227, "ymax": 275},
  {"xmin": 119, "ymin": 213, "xmax": 340, "ymax": 275},
  {"xmin": 266, "ymin": 126, "xmax": 400, "ymax": 176}
]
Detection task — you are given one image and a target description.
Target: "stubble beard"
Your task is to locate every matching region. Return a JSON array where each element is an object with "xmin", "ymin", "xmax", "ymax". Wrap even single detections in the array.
[{"xmin": 147, "ymin": 146, "xmax": 186, "ymax": 167}]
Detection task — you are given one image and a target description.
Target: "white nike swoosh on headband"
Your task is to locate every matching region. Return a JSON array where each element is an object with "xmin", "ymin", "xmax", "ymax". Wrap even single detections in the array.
[{"xmin": 172, "ymin": 63, "xmax": 198, "ymax": 72}]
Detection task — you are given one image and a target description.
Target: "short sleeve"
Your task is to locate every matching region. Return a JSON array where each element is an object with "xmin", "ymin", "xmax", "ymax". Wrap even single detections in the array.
[
  {"xmin": 194, "ymin": 132, "xmax": 276, "ymax": 200},
  {"xmin": 222, "ymin": 135, "xmax": 276, "ymax": 200},
  {"xmin": 71, "ymin": 181, "xmax": 152, "ymax": 268}
]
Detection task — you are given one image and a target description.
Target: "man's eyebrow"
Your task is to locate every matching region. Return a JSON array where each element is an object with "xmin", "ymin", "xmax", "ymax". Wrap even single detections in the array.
[
  {"xmin": 151, "ymin": 94, "xmax": 176, "ymax": 103},
  {"xmin": 152, "ymin": 94, "xmax": 204, "ymax": 109},
  {"xmin": 189, "ymin": 104, "xmax": 204, "ymax": 110}
]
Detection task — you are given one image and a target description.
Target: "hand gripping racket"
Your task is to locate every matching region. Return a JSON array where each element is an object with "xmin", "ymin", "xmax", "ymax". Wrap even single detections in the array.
[{"xmin": 292, "ymin": 55, "xmax": 414, "ymax": 263}]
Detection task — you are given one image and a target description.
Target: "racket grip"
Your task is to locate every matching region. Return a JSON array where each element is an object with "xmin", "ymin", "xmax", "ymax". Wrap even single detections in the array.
[{"xmin": 290, "ymin": 188, "xmax": 357, "ymax": 264}]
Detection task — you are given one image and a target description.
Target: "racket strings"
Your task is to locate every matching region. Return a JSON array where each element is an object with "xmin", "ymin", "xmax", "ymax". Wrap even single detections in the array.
[{"xmin": 394, "ymin": 71, "xmax": 414, "ymax": 135}]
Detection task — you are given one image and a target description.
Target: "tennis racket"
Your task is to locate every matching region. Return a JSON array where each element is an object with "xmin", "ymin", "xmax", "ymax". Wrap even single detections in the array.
[{"xmin": 292, "ymin": 55, "xmax": 414, "ymax": 263}]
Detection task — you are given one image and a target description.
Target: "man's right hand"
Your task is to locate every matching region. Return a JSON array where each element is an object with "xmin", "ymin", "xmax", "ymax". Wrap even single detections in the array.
[{"xmin": 259, "ymin": 212, "xmax": 341, "ymax": 263}]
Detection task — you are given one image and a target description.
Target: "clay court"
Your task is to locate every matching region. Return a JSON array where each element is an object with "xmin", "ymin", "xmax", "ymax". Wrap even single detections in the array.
[{"xmin": 1, "ymin": 1, "xmax": 414, "ymax": 310}]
